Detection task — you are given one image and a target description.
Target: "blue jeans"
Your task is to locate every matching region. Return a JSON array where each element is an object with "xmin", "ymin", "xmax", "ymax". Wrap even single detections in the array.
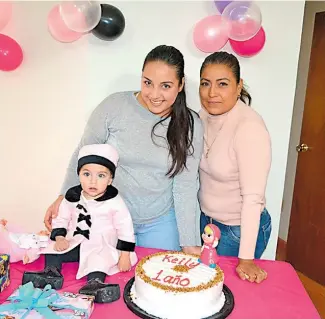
[
  {"xmin": 200, "ymin": 208, "xmax": 272, "ymax": 259},
  {"xmin": 134, "ymin": 209, "xmax": 181, "ymax": 251}
]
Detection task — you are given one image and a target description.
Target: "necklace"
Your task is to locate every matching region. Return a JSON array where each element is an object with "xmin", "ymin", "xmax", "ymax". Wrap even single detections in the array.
[
  {"xmin": 204, "ymin": 138, "xmax": 216, "ymax": 158},
  {"xmin": 204, "ymin": 133, "xmax": 218, "ymax": 158},
  {"xmin": 203, "ymin": 114, "xmax": 228, "ymax": 158}
]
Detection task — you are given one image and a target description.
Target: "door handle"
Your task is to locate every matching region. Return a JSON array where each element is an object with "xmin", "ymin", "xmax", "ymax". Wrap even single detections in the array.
[{"xmin": 296, "ymin": 143, "xmax": 310, "ymax": 152}]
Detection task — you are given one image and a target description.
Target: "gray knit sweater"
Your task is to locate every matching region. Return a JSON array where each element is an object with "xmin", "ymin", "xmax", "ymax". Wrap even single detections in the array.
[{"xmin": 60, "ymin": 91, "xmax": 204, "ymax": 246}]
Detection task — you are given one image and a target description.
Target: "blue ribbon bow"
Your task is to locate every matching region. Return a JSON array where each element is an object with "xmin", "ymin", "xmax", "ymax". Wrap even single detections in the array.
[{"xmin": 0, "ymin": 282, "xmax": 88, "ymax": 319}]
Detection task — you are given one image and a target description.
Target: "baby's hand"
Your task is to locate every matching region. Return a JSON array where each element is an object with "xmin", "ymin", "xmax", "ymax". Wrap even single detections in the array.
[
  {"xmin": 54, "ymin": 236, "xmax": 69, "ymax": 252},
  {"xmin": 118, "ymin": 252, "xmax": 132, "ymax": 272}
]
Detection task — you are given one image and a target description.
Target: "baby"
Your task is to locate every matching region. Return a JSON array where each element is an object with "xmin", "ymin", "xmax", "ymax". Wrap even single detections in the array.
[{"xmin": 23, "ymin": 144, "xmax": 137, "ymax": 303}]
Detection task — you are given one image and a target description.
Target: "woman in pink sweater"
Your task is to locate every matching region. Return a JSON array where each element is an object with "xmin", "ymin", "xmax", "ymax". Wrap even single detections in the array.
[{"xmin": 199, "ymin": 52, "xmax": 271, "ymax": 284}]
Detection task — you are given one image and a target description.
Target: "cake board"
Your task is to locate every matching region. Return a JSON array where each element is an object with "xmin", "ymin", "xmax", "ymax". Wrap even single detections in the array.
[{"xmin": 123, "ymin": 277, "xmax": 235, "ymax": 319}]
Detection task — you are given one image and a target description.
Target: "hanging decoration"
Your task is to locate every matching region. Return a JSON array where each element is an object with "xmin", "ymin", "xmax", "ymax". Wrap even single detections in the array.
[
  {"xmin": 0, "ymin": 1, "xmax": 12, "ymax": 32},
  {"xmin": 221, "ymin": 1, "xmax": 262, "ymax": 41},
  {"xmin": 46, "ymin": 2, "xmax": 126, "ymax": 43},
  {"xmin": 193, "ymin": 1, "xmax": 266, "ymax": 58},
  {"xmin": 193, "ymin": 15, "xmax": 229, "ymax": 53},
  {"xmin": 229, "ymin": 26, "xmax": 266, "ymax": 57},
  {"xmin": 47, "ymin": 5, "xmax": 83, "ymax": 43},
  {"xmin": 59, "ymin": 1, "xmax": 102, "ymax": 33},
  {"xmin": 0, "ymin": 2, "xmax": 127, "ymax": 71},
  {"xmin": 91, "ymin": 4, "xmax": 125, "ymax": 41},
  {"xmin": 213, "ymin": 1, "xmax": 232, "ymax": 14},
  {"xmin": 0, "ymin": 2, "xmax": 24, "ymax": 72},
  {"xmin": 0, "ymin": 34, "xmax": 23, "ymax": 72}
]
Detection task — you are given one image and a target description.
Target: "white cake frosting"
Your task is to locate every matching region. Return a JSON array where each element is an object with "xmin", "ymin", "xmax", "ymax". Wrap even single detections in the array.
[{"xmin": 131, "ymin": 251, "xmax": 225, "ymax": 319}]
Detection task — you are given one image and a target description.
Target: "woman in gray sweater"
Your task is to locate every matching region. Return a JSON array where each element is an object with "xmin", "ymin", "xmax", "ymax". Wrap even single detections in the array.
[{"xmin": 44, "ymin": 45, "xmax": 203, "ymax": 255}]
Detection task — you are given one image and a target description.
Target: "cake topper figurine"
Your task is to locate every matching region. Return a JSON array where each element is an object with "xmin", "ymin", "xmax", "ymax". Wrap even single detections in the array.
[{"xmin": 198, "ymin": 224, "xmax": 221, "ymax": 268}]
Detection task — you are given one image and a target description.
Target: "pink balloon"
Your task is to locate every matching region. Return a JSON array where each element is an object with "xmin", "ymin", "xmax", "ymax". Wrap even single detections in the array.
[
  {"xmin": 193, "ymin": 15, "xmax": 229, "ymax": 53},
  {"xmin": 0, "ymin": 34, "xmax": 23, "ymax": 71},
  {"xmin": 0, "ymin": 2, "xmax": 12, "ymax": 32},
  {"xmin": 47, "ymin": 4, "xmax": 83, "ymax": 43},
  {"xmin": 229, "ymin": 26, "xmax": 265, "ymax": 57}
]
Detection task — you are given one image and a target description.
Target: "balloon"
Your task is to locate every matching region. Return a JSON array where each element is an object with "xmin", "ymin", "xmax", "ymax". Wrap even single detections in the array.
[
  {"xmin": 229, "ymin": 26, "xmax": 265, "ymax": 57},
  {"xmin": 0, "ymin": 1, "xmax": 12, "ymax": 31},
  {"xmin": 222, "ymin": 1, "xmax": 262, "ymax": 41},
  {"xmin": 0, "ymin": 34, "xmax": 23, "ymax": 71},
  {"xmin": 48, "ymin": 5, "xmax": 83, "ymax": 43},
  {"xmin": 59, "ymin": 1, "xmax": 101, "ymax": 33},
  {"xmin": 91, "ymin": 4, "xmax": 125, "ymax": 41},
  {"xmin": 193, "ymin": 15, "xmax": 229, "ymax": 53},
  {"xmin": 214, "ymin": 1, "xmax": 232, "ymax": 14}
]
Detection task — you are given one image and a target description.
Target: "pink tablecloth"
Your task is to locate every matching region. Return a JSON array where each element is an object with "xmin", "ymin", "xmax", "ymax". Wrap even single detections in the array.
[{"xmin": 0, "ymin": 247, "xmax": 320, "ymax": 319}]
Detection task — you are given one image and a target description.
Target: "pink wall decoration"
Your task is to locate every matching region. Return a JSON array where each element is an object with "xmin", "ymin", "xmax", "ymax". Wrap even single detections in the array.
[
  {"xmin": 0, "ymin": 2, "xmax": 12, "ymax": 32},
  {"xmin": 48, "ymin": 5, "xmax": 83, "ymax": 43},
  {"xmin": 0, "ymin": 34, "xmax": 23, "ymax": 71},
  {"xmin": 229, "ymin": 26, "xmax": 266, "ymax": 57}
]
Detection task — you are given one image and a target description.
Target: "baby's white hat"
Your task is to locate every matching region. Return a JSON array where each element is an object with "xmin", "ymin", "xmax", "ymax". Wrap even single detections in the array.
[{"xmin": 77, "ymin": 144, "xmax": 119, "ymax": 177}]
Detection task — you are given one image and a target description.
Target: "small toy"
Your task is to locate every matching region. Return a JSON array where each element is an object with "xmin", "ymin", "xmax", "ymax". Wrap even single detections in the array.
[
  {"xmin": 198, "ymin": 223, "xmax": 221, "ymax": 268},
  {"xmin": 0, "ymin": 219, "xmax": 49, "ymax": 264}
]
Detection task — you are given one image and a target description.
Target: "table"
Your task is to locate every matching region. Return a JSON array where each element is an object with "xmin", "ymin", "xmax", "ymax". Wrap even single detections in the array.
[{"xmin": 0, "ymin": 247, "xmax": 320, "ymax": 319}]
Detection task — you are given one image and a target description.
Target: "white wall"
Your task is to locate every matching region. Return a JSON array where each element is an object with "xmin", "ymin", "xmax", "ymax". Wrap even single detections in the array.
[{"xmin": 0, "ymin": 1, "xmax": 305, "ymax": 259}]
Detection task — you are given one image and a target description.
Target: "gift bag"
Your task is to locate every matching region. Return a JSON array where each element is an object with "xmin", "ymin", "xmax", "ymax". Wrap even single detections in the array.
[
  {"xmin": 0, "ymin": 254, "xmax": 10, "ymax": 292},
  {"xmin": 0, "ymin": 282, "xmax": 94, "ymax": 319}
]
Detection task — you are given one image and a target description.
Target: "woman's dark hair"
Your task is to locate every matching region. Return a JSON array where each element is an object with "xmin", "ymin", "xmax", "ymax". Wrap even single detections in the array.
[
  {"xmin": 200, "ymin": 51, "xmax": 252, "ymax": 106},
  {"xmin": 143, "ymin": 45, "xmax": 195, "ymax": 178}
]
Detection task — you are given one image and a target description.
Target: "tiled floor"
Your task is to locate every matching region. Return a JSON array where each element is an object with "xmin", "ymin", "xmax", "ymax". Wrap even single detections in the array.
[{"xmin": 276, "ymin": 240, "xmax": 325, "ymax": 319}]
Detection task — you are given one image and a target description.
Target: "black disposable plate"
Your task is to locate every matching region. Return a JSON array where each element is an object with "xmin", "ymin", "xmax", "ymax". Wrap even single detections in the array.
[{"xmin": 123, "ymin": 277, "xmax": 234, "ymax": 319}]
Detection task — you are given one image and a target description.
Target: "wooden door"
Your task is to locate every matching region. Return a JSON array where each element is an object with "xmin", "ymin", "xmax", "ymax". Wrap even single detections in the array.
[{"xmin": 286, "ymin": 11, "xmax": 325, "ymax": 285}]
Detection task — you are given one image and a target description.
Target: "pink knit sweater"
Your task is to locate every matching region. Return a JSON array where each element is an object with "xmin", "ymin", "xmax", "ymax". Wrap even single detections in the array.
[{"xmin": 199, "ymin": 100, "xmax": 271, "ymax": 259}]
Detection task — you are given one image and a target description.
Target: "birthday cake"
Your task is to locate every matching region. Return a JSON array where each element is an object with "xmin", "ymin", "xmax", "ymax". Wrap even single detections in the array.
[{"xmin": 130, "ymin": 251, "xmax": 225, "ymax": 319}]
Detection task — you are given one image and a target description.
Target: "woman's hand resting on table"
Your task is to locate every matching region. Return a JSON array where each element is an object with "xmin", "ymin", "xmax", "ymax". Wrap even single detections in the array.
[
  {"xmin": 236, "ymin": 259, "xmax": 267, "ymax": 283},
  {"xmin": 44, "ymin": 195, "xmax": 64, "ymax": 231}
]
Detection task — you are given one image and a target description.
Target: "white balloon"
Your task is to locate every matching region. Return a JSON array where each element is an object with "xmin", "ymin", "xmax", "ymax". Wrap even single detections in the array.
[
  {"xmin": 222, "ymin": 1, "xmax": 262, "ymax": 41},
  {"xmin": 59, "ymin": 1, "xmax": 101, "ymax": 33}
]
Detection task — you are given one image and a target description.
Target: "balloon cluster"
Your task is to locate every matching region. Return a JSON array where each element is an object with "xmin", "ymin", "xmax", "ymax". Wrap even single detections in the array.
[
  {"xmin": 48, "ymin": 1, "xmax": 125, "ymax": 43},
  {"xmin": 0, "ymin": 1, "xmax": 23, "ymax": 72},
  {"xmin": 193, "ymin": 1, "xmax": 265, "ymax": 57},
  {"xmin": 0, "ymin": 1, "xmax": 125, "ymax": 72}
]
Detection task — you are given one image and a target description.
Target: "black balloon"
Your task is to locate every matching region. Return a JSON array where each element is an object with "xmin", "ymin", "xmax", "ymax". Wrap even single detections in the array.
[{"xmin": 92, "ymin": 4, "xmax": 125, "ymax": 41}]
